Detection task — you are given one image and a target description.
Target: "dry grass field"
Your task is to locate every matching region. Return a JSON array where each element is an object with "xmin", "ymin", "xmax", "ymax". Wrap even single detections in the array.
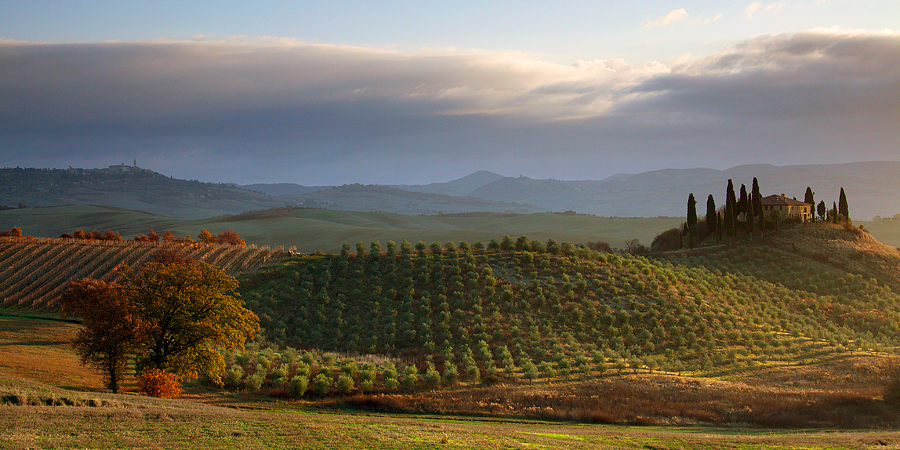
[
  {"xmin": 2, "ymin": 313, "xmax": 900, "ymax": 449},
  {"xmin": 0, "ymin": 316, "xmax": 105, "ymax": 390},
  {"xmin": 4, "ymin": 390, "xmax": 900, "ymax": 449}
]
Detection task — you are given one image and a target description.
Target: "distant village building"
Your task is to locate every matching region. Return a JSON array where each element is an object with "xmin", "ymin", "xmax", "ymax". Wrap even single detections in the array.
[
  {"xmin": 761, "ymin": 194, "xmax": 812, "ymax": 222},
  {"xmin": 107, "ymin": 164, "xmax": 134, "ymax": 172}
]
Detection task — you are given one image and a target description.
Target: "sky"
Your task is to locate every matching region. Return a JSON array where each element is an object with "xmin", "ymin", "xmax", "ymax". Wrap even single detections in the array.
[{"xmin": 1, "ymin": 1, "xmax": 898, "ymax": 185}]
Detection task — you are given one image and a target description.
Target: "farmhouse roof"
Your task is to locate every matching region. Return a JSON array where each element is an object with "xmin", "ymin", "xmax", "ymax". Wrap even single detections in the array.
[{"xmin": 761, "ymin": 194, "xmax": 810, "ymax": 207}]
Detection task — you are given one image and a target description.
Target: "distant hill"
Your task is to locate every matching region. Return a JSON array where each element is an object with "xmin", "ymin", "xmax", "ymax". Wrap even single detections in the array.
[
  {"xmin": 3, "ymin": 162, "xmax": 896, "ymax": 220},
  {"xmin": 0, "ymin": 205, "xmax": 682, "ymax": 253},
  {"xmin": 240, "ymin": 183, "xmax": 329, "ymax": 197},
  {"xmin": 271, "ymin": 183, "xmax": 544, "ymax": 215},
  {"xmin": 394, "ymin": 162, "xmax": 900, "ymax": 220},
  {"xmin": 0, "ymin": 166, "xmax": 286, "ymax": 219},
  {"xmin": 390, "ymin": 170, "xmax": 506, "ymax": 197}
]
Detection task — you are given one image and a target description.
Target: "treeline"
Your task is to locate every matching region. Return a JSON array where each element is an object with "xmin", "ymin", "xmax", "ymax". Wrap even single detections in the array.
[
  {"xmin": 133, "ymin": 228, "xmax": 245, "ymax": 247},
  {"xmin": 0, "ymin": 227, "xmax": 22, "ymax": 237},
  {"xmin": 653, "ymin": 178, "xmax": 851, "ymax": 251},
  {"xmin": 56, "ymin": 228, "xmax": 245, "ymax": 247}
]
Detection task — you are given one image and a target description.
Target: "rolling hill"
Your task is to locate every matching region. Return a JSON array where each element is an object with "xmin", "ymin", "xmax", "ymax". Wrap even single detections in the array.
[
  {"xmin": 0, "ymin": 166, "xmax": 286, "ymax": 218},
  {"xmin": 0, "ymin": 205, "xmax": 684, "ymax": 254},
  {"xmin": 242, "ymin": 223, "xmax": 900, "ymax": 366},
  {"xmin": 2, "ymin": 220, "xmax": 900, "ymax": 429},
  {"xmin": 3, "ymin": 162, "xmax": 897, "ymax": 221},
  {"xmin": 0, "ymin": 237, "xmax": 286, "ymax": 309}
]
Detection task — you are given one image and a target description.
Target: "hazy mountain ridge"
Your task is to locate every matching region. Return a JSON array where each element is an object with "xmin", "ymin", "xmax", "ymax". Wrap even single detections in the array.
[
  {"xmin": 390, "ymin": 162, "xmax": 900, "ymax": 220},
  {"xmin": 3, "ymin": 162, "xmax": 897, "ymax": 220}
]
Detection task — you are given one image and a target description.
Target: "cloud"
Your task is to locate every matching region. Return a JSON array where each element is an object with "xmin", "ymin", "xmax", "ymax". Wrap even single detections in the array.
[
  {"xmin": 745, "ymin": 1, "xmax": 785, "ymax": 18},
  {"xmin": 745, "ymin": 2, "xmax": 761, "ymax": 18},
  {"xmin": 691, "ymin": 13, "xmax": 723, "ymax": 25},
  {"xmin": 642, "ymin": 9, "xmax": 689, "ymax": 28},
  {"xmin": 0, "ymin": 30, "xmax": 897, "ymax": 184}
]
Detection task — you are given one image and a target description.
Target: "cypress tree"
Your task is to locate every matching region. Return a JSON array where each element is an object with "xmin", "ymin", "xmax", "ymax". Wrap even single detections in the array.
[
  {"xmin": 716, "ymin": 211, "xmax": 723, "ymax": 243},
  {"xmin": 832, "ymin": 201, "xmax": 838, "ymax": 224},
  {"xmin": 687, "ymin": 193, "xmax": 697, "ymax": 249},
  {"xmin": 739, "ymin": 184, "xmax": 749, "ymax": 232},
  {"xmin": 839, "ymin": 187, "xmax": 849, "ymax": 222},
  {"xmin": 705, "ymin": 195, "xmax": 717, "ymax": 240},
  {"xmin": 751, "ymin": 177, "xmax": 764, "ymax": 236},
  {"xmin": 804, "ymin": 187, "xmax": 815, "ymax": 222},
  {"xmin": 725, "ymin": 179, "xmax": 737, "ymax": 237}
]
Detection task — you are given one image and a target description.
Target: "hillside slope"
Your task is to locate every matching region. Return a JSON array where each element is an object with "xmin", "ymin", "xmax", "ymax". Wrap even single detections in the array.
[
  {"xmin": 0, "ymin": 206, "xmax": 683, "ymax": 254},
  {"xmin": 241, "ymin": 224, "xmax": 900, "ymax": 386},
  {"xmin": 0, "ymin": 167, "xmax": 285, "ymax": 218},
  {"xmin": 0, "ymin": 237, "xmax": 285, "ymax": 309}
]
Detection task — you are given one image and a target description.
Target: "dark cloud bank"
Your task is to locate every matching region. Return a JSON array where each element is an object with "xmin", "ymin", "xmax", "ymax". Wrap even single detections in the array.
[{"xmin": 1, "ymin": 29, "xmax": 897, "ymax": 185}]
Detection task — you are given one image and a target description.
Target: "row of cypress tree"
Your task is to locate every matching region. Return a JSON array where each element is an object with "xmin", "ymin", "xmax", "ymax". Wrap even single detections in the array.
[{"xmin": 684, "ymin": 179, "xmax": 849, "ymax": 248}]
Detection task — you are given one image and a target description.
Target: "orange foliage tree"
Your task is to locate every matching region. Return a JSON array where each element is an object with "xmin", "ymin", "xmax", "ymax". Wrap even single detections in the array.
[
  {"xmin": 60, "ymin": 279, "xmax": 144, "ymax": 393},
  {"xmin": 198, "ymin": 228, "xmax": 215, "ymax": 244},
  {"xmin": 196, "ymin": 228, "xmax": 245, "ymax": 247},
  {"xmin": 60, "ymin": 259, "xmax": 258, "ymax": 393},
  {"xmin": 215, "ymin": 229, "xmax": 246, "ymax": 247},
  {"xmin": 122, "ymin": 260, "xmax": 259, "ymax": 385}
]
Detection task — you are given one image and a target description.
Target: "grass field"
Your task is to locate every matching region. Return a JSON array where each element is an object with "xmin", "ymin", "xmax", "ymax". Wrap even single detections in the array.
[
  {"xmin": 7, "ymin": 402, "xmax": 900, "ymax": 449},
  {"xmin": 0, "ymin": 315, "xmax": 104, "ymax": 391},
  {"xmin": 0, "ymin": 205, "xmax": 683, "ymax": 253},
  {"xmin": 2, "ymin": 310, "xmax": 900, "ymax": 449},
  {"xmin": 3, "ymin": 217, "xmax": 900, "ymax": 447},
  {"xmin": 4, "ymin": 205, "xmax": 898, "ymax": 254}
]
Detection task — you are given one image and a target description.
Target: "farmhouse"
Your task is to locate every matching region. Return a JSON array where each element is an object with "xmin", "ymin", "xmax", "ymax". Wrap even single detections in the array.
[{"xmin": 761, "ymin": 194, "xmax": 813, "ymax": 222}]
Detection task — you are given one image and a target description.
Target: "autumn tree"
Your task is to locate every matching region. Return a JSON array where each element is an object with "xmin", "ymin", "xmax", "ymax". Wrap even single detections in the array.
[
  {"xmin": 134, "ymin": 230, "xmax": 160, "ymax": 242},
  {"xmin": 0, "ymin": 227, "xmax": 22, "ymax": 237},
  {"xmin": 121, "ymin": 260, "xmax": 259, "ymax": 385},
  {"xmin": 60, "ymin": 279, "xmax": 144, "ymax": 393},
  {"xmin": 216, "ymin": 229, "xmax": 246, "ymax": 247},
  {"xmin": 198, "ymin": 229, "xmax": 215, "ymax": 244}
]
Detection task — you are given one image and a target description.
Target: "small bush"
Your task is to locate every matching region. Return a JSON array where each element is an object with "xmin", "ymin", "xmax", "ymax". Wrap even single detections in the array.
[
  {"xmin": 244, "ymin": 373, "xmax": 265, "ymax": 391},
  {"xmin": 289, "ymin": 375, "xmax": 309, "ymax": 397},
  {"xmin": 442, "ymin": 364, "xmax": 459, "ymax": 386},
  {"xmin": 223, "ymin": 364, "xmax": 244, "ymax": 389},
  {"xmin": 138, "ymin": 368, "xmax": 182, "ymax": 398},
  {"xmin": 313, "ymin": 373, "xmax": 332, "ymax": 395},
  {"xmin": 336, "ymin": 374, "xmax": 355, "ymax": 394}
]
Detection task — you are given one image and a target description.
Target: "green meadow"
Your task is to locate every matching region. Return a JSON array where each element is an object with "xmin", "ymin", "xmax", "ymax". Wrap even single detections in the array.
[{"xmin": 0, "ymin": 205, "xmax": 684, "ymax": 253}]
